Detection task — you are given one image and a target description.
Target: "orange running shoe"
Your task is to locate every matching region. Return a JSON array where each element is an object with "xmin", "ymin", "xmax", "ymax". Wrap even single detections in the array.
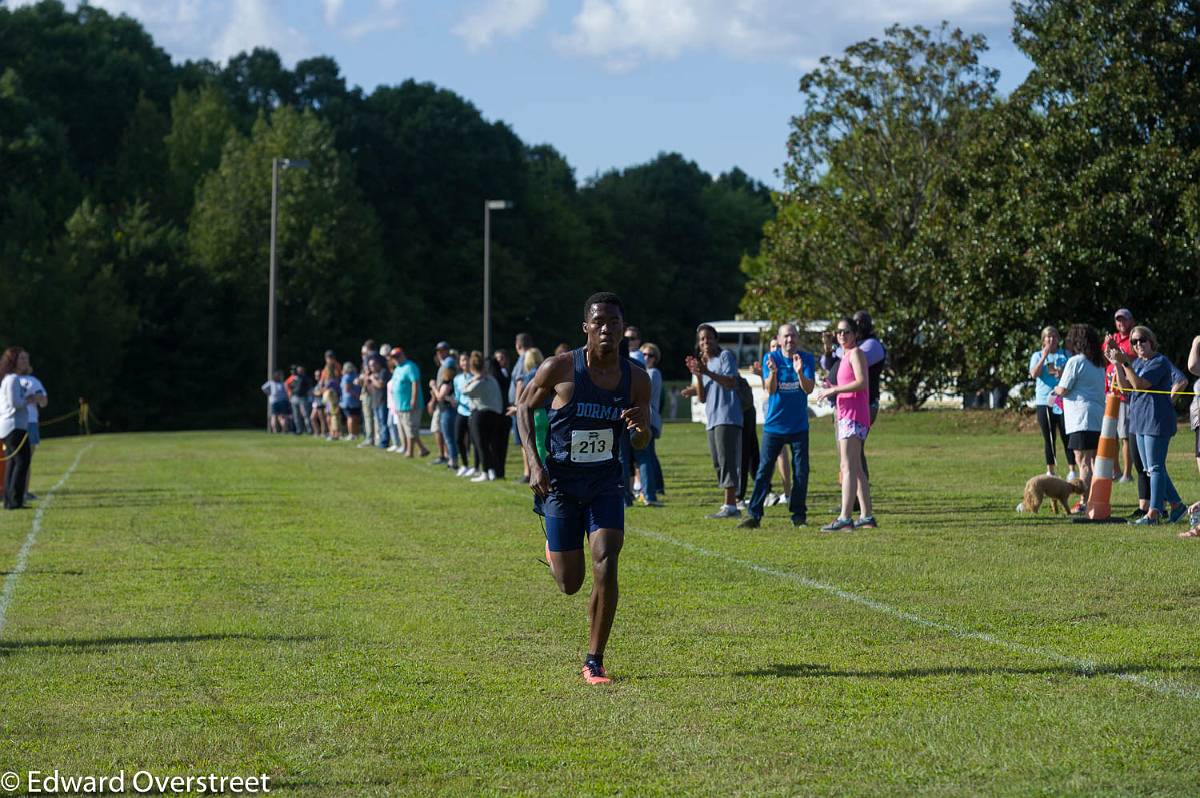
[{"xmin": 582, "ymin": 660, "xmax": 611, "ymax": 685}]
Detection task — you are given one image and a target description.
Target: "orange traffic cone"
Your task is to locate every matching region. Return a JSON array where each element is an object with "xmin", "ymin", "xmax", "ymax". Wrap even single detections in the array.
[{"xmin": 1086, "ymin": 393, "xmax": 1122, "ymax": 521}]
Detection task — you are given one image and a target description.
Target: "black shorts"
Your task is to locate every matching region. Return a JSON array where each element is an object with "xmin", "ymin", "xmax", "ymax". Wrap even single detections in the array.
[
  {"xmin": 1068, "ymin": 430, "xmax": 1100, "ymax": 451},
  {"xmin": 343, "ymin": 406, "xmax": 363, "ymax": 419}
]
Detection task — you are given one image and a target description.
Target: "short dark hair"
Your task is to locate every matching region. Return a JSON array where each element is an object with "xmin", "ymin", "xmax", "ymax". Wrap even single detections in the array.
[
  {"xmin": 515, "ymin": 332, "xmax": 534, "ymax": 349},
  {"xmin": 852, "ymin": 311, "xmax": 874, "ymax": 339},
  {"xmin": 583, "ymin": 292, "xmax": 624, "ymax": 320}
]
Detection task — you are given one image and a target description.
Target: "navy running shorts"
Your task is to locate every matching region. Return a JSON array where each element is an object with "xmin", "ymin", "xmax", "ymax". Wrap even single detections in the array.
[{"xmin": 536, "ymin": 490, "xmax": 624, "ymax": 552}]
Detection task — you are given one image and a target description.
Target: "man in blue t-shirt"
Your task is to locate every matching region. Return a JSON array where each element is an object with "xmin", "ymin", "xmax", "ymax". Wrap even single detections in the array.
[{"xmin": 739, "ymin": 323, "xmax": 815, "ymax": 528}]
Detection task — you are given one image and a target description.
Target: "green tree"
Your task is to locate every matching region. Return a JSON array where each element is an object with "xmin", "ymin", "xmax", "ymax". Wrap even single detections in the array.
[
  {"xmin": 742, "ymin": 23, "xmax": 997, "ymax": 406},
  {"xmin": 0, "ymin": 1, "xmax": 176, "ymax": 183},
  {"xmin": 189, "ymin": 107, "xmax": 392, "ymax": 422},
  {"xmin": 997, "ymin": 0, "xmax": 1200, "ymax": 366},
  {"xmin": 582, "ymin": 154, "xmax": 771, "ymax": 374},
  {"xmin": 353, "ymin": 80, "xmax": 527, "ymax": 353},
  {"xmin": 164, "ymin": 84, "xmax": 237, "ymax": 223}
]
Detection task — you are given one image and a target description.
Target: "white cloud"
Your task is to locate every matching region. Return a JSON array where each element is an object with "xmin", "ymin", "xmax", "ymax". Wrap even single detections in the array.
[
  {"xmin": 553, "ymin": 0, "xmax": 1013, "ymax": 71},
  {"xmin": 28, "ymin": 0, "xmax": 312, "ymax": 65},
  {"xmin": 337, "ymin": 0, "xmax": 406, "ymax": 42},
  {"xmin": 211, "ymin": 0, "xmax": 310, "ymax": 63},
  {"xmin": 323, "ymin": 0, "xmax": 345, "ymax": 26},
  {"xmin": 453, "ymin": 0, "xmax": 549, "ymax": 51}
]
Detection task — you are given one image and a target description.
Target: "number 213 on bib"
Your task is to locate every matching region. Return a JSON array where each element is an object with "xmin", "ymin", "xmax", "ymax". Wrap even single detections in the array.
[{"xmin": 570, "ymin": 428, "xmax": 614, "ymax": 463}]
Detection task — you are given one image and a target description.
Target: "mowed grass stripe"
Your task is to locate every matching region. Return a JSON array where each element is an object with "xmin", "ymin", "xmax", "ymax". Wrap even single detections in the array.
[
  {"xmin": 0, "ymin": 420, "xmax": 1197, "ymax": 796},
  {"xmin": 0, "ymin": 443, "xmax": 93, "ymax": 636}
]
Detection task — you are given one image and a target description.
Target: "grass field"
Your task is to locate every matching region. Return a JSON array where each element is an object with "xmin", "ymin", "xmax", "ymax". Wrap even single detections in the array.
[{"xmin": 1, "ymin": 413, "xmax": 1199, "ymax": 796}]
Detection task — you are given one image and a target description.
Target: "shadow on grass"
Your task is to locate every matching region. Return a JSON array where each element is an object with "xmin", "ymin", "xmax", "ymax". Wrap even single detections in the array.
[
  {"xmin": 0, "ymin": 632, "xmax": 323, "ymax": 655},
  {"xmin": 732, "ymin": 662, "xmax": 1200, "ymax": 679}
]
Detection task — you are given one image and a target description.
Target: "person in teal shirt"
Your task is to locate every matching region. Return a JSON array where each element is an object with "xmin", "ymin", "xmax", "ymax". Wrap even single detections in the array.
[
  {"xmin": 1028, "ymin": 325, "xmax": 1076, "ymax": 477},
  {"xmin": 391, "ymin": 346, "xmax": 429, "ymax": 458}
]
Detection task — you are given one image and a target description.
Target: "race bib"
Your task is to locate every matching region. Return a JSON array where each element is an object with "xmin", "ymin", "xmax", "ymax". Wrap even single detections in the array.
[{"xmin": 570, "ymin": 428, "xmax": 614, "ymax": 463}]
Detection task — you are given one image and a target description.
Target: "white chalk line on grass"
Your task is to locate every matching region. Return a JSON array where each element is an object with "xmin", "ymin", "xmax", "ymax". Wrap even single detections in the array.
[
  {"xmin": 0, "ymin": 444, "xmax": 93, "ymax": 637},
  {"xmin": 630, "ymin": 524, "xmax": 1200, "ymax": 701},
  {"xmin": 392, "ymin": 449, "xmax": 1200, "ymax": 701}
]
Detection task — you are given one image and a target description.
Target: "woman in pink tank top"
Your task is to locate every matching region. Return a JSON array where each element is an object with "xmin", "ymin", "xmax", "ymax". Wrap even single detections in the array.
[{"xmin": 815, "ymin": 317, "xmax": 875, "ymax": 531}]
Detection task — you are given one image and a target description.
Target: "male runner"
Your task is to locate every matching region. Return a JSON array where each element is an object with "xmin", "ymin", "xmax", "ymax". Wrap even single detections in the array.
[{"xmin": 517, "ymin": 292, "xmax": 651, "ymax": 685}]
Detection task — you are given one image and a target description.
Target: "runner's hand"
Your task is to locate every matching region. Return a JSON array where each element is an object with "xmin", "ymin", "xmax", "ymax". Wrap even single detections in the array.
[
  {"xmin": 529, "ymin": 463, "xmax": 550, "ymax": 497},
  {"xmin": 620, "ymin": 405, "xmax": 645, "ymax": 432}
]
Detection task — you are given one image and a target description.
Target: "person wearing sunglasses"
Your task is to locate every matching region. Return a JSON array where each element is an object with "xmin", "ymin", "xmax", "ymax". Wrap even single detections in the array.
[
  {"xmin": 1106, "ymin": 326, "xmax": 1189, "ymax": 525},
  {"xmin": 814, "ymin": 317, "xmax": 876, "ymax": 531}
]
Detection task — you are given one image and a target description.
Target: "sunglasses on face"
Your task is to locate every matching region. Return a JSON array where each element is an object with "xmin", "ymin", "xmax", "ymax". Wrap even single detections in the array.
[
  {"xmin": 1131, "ymin": 338, "xmax": 1149, "ymax": 345},
  {"xmin": 836, "ymin": 329, "xmax": 852, "ymax": 336}
]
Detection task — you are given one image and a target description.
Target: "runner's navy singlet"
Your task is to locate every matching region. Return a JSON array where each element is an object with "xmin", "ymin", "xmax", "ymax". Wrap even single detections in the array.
[{"xmin": 542, "ymin": 346, "xmax": 630, "ymax": 497}]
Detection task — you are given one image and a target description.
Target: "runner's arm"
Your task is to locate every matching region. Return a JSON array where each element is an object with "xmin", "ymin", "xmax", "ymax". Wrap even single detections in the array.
[{"xmin": 517, "ymin": 355, "xmax": 570, "ymax": 494}]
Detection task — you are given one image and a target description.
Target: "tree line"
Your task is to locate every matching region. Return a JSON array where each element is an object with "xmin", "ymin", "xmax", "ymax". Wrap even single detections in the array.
[
  {"xmin": 743, "ymin": 2, "xmax": 1200, "ymax": 407},
  {"xmin": 0, "ymin": 1, "xmax": 773, "ymax": 430}
]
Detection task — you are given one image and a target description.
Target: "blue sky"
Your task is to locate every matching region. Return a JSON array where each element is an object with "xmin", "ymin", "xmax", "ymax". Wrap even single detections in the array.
[{"xmin": 51, "ymin": 1, "xmax": 1032, "ymax": 187}]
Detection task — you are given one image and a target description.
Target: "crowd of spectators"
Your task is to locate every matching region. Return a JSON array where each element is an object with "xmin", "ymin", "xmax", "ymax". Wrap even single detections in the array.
[
  {"xmin": 1027, "ymin": 307, "xmax": 1200, "ymax": 533},
  {"xmin": 264, "ymin": 335, "xmax": 667, "ymax": 496},
  {"xmin": 264, "ymin": 305, "xmax": 1200, "ymax": 540}
]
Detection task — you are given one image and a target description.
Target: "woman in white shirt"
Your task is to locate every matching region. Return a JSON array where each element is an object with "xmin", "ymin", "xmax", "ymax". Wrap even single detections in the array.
[
  {"xmin": 1054, "ymin": 324, "xmax": 1107, "ymax": 506},
  {"xmin": 0, "ymin": 347, "xmax": 36, "ymax": 510}
]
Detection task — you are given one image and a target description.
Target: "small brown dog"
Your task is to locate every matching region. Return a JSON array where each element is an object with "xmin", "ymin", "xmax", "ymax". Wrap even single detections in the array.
[{"xmin": 1018, "ymin": 475, "xmax": 1086, "ymax": 515}]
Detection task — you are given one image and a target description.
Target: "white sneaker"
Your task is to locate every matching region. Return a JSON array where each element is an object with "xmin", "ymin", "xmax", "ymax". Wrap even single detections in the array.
[
  {"xmin": 387, "ymin": 445, "xmax": 400, "ymax": 453},
  {"xmin": 1066, "ymin": 469, "xmax": 1078, "ymax": 482},
  {"xmin": 455, "ymin": 465, "xmax": 468, "ymax": 477},
  {"xmin": 736, "ymin": 500, "xmax": 748, "ymax": 511},
  {"xmin": 471, "ymin": 472, "xmax": 489, "ymax": 482},
  {"xmin": 357, "ymin": 440, "xmax": 372, "ymax": 448},
  {"xmin": 461, "ymin": 467, "xmax": 477, "ymax": 478},
  {"xmin": 487, "ymin": 469, "xmax": 497, "ymax": 481},
  {"xmin": 764, "ymin": 492, "xmax": 777, "ymax": 507},
  {"xmin": 706, "ymin": 505, "xmax": 741, "ymax": 519},
  {"xmin": 779, "ymin": 494, "xmax": 789, "ymax": 507}
]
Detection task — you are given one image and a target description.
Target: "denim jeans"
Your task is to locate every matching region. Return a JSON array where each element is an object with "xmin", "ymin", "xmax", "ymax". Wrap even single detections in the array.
[
  {"xmin": 1135, "ymin": 433, "xmax": 1180, "ymax": 514},
  {"xmin": 632, "ymin": 428, "xmax": 662, "ymax": 502},
  {"xmin": 374, "ymin": 404, "xmax": 391, "ymax": 448},
  {"xmin": 290, "ymin": 397, "xmax": 312, "ymax": 434},
  {"xmin": 439, "ymin": 406, "xmax": 458, "ymax": 463},
  {"xmin": 747, "ymin": 429, "xmax": 809, "ymax": 522}
]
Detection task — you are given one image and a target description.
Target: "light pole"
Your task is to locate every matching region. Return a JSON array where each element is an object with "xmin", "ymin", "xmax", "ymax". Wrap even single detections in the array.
[
  {"xmin": 267, "ymin": 157, "xmax": 310, "ymax": 383},
  {"xmin": 483, "ymin": 199, "xmax": 513, "ymax": 358}
]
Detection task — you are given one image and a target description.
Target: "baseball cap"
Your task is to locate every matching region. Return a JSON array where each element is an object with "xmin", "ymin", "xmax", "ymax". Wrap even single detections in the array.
[
  {"xmin": 435, "ymin": 341, "xmax": 450, "ymax": 350},
  {"xmin": 1114, "ymin": 308, "xmax": 1133, "ymax": 321}
]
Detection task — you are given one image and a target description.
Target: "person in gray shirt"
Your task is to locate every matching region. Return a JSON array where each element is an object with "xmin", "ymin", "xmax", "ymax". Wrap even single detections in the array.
[{"xmin": 684, "ymin": 324, "xmax": 743, "ymax": 519}]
